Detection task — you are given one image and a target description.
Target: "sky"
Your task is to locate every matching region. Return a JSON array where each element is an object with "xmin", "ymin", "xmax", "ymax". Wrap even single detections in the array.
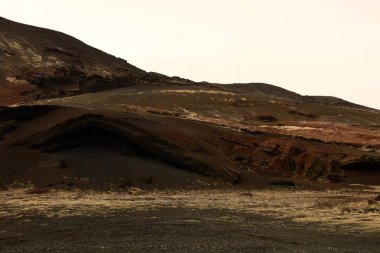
[{"xmin": 1, "ymin": 0, "xmax": 380, "ymax": 109}]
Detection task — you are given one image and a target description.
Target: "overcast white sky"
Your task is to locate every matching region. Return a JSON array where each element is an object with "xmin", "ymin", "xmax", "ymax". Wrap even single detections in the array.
[{"xmin": 1, "ymin": 0, "xmax": 380, "ymax": 108}]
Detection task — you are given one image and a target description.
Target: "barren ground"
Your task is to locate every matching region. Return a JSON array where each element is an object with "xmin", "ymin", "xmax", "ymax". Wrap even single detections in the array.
[{"xmin": 1, "ymin": 186, "xmax": 379, "ymax": 253}]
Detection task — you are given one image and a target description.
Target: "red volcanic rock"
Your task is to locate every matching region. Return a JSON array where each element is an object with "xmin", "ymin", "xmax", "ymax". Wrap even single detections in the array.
[{"xmin": 270, "ymin": 155, "xmax": 296, "ymax": 172}]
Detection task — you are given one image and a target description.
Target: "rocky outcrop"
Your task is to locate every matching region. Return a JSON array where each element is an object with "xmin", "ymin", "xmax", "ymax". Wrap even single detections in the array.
[
  {"xmin": 223, "ymin": 132, "xmax": 380, "ymax": 183},
  {"xmin": 269, "ymin": 155, "xmax": 296, "ymax": 173}
]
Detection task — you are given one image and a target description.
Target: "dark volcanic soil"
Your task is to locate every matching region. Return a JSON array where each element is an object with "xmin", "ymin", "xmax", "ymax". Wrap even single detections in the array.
[
  {"xmin": 1, "ymin": 187, "xmax": 379, "ymax": 253},
  {"xmin": 1, "ymin": 208, "xmax": 379, "ymax": 253}
]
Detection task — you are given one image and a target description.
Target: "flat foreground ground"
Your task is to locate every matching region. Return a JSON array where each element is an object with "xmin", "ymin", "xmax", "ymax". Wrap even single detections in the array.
[{"xmin": 0, "ymin": 187, "xmax": 379, "ymax": 253}]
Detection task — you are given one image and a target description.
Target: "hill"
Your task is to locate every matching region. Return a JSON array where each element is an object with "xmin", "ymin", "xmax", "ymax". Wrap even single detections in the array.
[
  {"xmin": 0, "ymin": 17, "xmax": 379, "ymax": 189},
  {"xmin": 0, "ymin": 17, "xmax": 193, "ymax": 105}
]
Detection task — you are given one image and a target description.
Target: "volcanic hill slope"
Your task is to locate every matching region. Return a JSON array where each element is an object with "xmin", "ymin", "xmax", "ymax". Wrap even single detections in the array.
[
  {"xmin": 0, "ymin": 17, "xmax": 193, "ymax": 105},
  {"xmin": 1, "ymin": 17, "xmax": 380, "ymax": 190}
]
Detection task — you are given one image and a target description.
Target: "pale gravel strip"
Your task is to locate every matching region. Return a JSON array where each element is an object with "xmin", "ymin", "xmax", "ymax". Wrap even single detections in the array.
[{"xmin": 0, "ymin": 187, "xmax": 379, "ymax": 233}]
